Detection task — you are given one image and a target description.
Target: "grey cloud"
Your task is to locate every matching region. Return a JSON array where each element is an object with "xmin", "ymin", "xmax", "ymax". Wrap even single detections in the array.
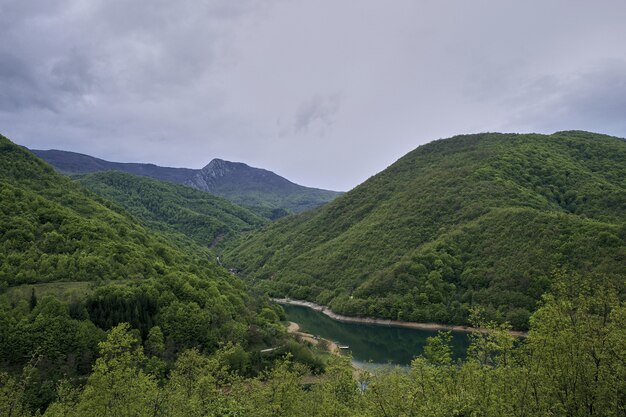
[
  {"xmin": 293, "ymin": 94, "xmax": 341, "ymax": 134},
  {"xmin": 50, "ymin": 50, "xmax": 96, "ymax": 96},
  {"xmin": 0, "ymin": 52, "xmax": 55, "ymax": 111},
  {"xmin": 505, "ymin": 60, "xmax": 626, "ymax": 135},
  {"xmin": 1, "ymin": 0, "xmax": 626, "ymax": 191}
]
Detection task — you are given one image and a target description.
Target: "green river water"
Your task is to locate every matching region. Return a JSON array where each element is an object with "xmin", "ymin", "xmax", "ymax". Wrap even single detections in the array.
[{"xmin": 283, "ymin": 304, "xmax": 471, "ymax": 367}]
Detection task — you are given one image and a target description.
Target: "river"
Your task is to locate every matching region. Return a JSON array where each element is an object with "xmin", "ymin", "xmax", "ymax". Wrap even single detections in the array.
[{"xmin": 282, "ymin": 304, "xmax": 471, "ymax": 368}]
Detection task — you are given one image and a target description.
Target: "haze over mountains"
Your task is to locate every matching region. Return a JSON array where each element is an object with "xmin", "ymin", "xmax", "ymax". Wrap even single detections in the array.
[{"xmin": 32, "ymin": 149, "xmax": 342, "ymax": 218}]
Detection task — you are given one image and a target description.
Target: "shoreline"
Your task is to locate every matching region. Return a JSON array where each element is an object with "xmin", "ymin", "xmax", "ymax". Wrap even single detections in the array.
[
  {"xmin": 273, "ymin": 298, "xmax": 528, "ymax": 338},
  {"xmin": 286, "ymin": 321, "xmax": 367, "ymax": 375},
  {"xmin": 286, "ymin": 321, "xmax": 340, "ymax": 354}
]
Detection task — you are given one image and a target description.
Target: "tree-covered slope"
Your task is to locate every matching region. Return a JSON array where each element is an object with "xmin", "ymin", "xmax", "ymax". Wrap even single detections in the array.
[
  {"xmin": 224, "ymin": 131, "xmax": 626, "ymax": 329},
  {"xmin": 1, "ymin": 136, "xmax": 217, "ymax": 286},
  {"xmin": 76, "ymin": 171, "xmax": 267, "ymax": 250},
  {"xmin": 32, "ymin": 149, "xmax": 343, "ymax": 217}
]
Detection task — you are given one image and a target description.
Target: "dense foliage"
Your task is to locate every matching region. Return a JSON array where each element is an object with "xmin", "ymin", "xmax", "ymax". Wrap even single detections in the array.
[
  {"xmin": 2, "ymin": 274, "xmax": 624, "ymax": 417},
  {"xmin": 224, "ymin": 131, "xmax": 626, "ymax": 329},
  {"xmin": 77, "ymin": 171, "xmax": 267, "ymax": 250},
  {"xmin": 2, "ymin": 131, "xmax": 626, "ymax": 416},
  {"xmin": 0, "ymin": 276, "xmax": 288, "ymax": 411}
]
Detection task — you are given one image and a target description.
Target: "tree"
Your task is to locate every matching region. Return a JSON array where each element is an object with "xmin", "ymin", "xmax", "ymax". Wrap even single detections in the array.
[
  {"xmin": 72, "ymin": 323, "xmax": 159, "ymax": 417},
  {"xmin": 423, "ymin": 331, "xmax": 453, "ymax": 366},
  {"xmin": 521, "ymin": 274, "xmax": 626, "ymax": 416},
  {"xmin": 145, "ymin": 326, "xmax": 165, "ymax": 357},
  {"xmin": 29, "ymin": 288, "xmax": 37, "ymax": 311},
  {"xmin": 0, "ymin": 371, "xmax": 30, "ymax": 417}
]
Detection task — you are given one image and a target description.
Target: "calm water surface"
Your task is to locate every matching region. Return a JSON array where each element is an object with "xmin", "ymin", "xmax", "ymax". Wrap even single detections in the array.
[{"xmin": 283, "ymin": 304, "xmax": 471, "ymax": 367}]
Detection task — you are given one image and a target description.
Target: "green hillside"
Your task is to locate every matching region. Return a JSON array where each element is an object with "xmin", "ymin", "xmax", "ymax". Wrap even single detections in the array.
[
  {"xmin": 1, "ymin": 136, "xmax": 224, "ymax": 286},
  {"xmin": 0, "ymin": 134, "xmax": 285, "ymax": 410},
  {"xmin": 224, "ymin": 131, "xmax": 626, "ymax": 329},
  {"xmin": 76, "ymin": 171, "xmax": 267, "ymax": 250}
]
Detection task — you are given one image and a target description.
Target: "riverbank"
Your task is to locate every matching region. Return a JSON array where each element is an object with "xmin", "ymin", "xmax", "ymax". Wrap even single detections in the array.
[
  {"xmin": 286, "ymin": 321, "xmax": 340, "ymax": 354},
  {"xmin": 274, "ymin": 298, "xmax": 528, "ymax": 338},
  {"xmin": 286, "ymin": 321, "xmax": 367, "ymax": 376}
]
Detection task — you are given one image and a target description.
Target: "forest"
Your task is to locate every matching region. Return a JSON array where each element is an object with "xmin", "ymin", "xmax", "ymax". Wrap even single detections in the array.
[
  {"xmin": 0, "ymin": 134, "xmax": 295, "ymax": 412},
  {"xmin": 77, "ymin": 171, "xmax": 267, "ymax": 250},
  {"xmin": 2, "ymin": 273, "xmax": 625, "ymax": 416}
]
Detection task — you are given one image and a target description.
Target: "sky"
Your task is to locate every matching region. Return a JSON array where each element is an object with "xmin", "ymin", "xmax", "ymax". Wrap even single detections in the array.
[{"xmin": 1, "ymin": 0, "xmax": 625, "ymax": 191}]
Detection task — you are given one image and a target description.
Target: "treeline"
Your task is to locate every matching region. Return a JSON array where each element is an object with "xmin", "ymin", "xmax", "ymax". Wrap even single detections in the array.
[
  {"xmin": 2, "ymin": 274, "xmax": 624, "ymax": 416},
  {"xmin": 0, "ymin": 134, "xmax": 300, "ymax": 411}
]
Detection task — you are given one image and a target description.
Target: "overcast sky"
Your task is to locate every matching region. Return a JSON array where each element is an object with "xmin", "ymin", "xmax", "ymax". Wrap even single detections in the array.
[{"xmin": 1, "ymin": 0, "xmax": 625, "ymax": 190}]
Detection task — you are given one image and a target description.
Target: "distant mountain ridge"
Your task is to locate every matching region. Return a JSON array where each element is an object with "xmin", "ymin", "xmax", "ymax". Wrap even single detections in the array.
[{"xmin": 31, "ymin": 149, "xmax": 342, "ymax": 217}]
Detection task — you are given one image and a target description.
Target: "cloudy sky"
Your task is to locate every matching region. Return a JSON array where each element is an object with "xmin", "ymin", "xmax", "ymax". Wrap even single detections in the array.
[{"xmin": 1, "ymin": 0, "xmax": 625, "ymax": 190}]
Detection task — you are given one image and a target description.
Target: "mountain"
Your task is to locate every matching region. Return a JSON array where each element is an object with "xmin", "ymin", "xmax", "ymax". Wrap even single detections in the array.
[
  {"xmin": 187, "ymin": 158, "xmax": 342, "ymax": 216},
  {"xmin": 1, "ymin": 141, "xmax": 198, "ymax": 286},
  {"xmin": 76, "ymin": 171, "xmax": 267, "ymax": 250},
  {"xmin": 31, "ymin": 149, "xmax": 342, "ymax": 217},
  {"xmin": 28, "ymin": 148, "xmax": 198, "ymax": 185},
  {"xmin": 223, "ymin": 131, "xmax": 626, "ymax": 329}
]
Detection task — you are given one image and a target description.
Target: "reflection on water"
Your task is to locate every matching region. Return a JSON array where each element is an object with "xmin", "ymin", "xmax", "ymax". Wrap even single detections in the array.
[{"xmin": 283, "ymin": 304, "xmax": 470, "ymax": 366}]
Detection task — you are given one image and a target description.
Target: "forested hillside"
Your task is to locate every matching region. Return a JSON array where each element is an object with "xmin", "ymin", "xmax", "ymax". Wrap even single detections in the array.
[
  {"xmin": 2, "ymin": 132, "xmax": 626, "ymax": 416},
  {"xmin": 76, "ymin": 171, "xmax": 267, "ymax": 250},
  {"xmin": 0, "ymin": 134, "xmax": 287, "ymax": 412},
  {"xmin": 224, "ymin": 131, "xmax": 626, "ymax": 329},
  {"xmin": 1, "ymin": 137, "xmax": 199, "ymax": 286}
]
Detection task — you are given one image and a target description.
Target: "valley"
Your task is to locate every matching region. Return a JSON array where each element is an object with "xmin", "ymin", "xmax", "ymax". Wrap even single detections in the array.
[
  {"xmin": 224, "ymin": 131, "xmax": 626, "ymax": 330},
  {"xmin": 3, "ymin": 3, "xmax": 625, "ymax": 414},
  {"xmin": 1, "ymin": 131, "xmax": 625, "ymax": 416}
]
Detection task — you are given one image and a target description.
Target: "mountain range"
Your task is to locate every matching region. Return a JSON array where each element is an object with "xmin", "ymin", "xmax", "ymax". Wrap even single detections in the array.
[
  {"xmin": 31, "ymin": 149, "xmax": 342, "ymax": 218},
  {"xmin": 0, "ymin": 134, "xmax": 239, "ymax": 288}
]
